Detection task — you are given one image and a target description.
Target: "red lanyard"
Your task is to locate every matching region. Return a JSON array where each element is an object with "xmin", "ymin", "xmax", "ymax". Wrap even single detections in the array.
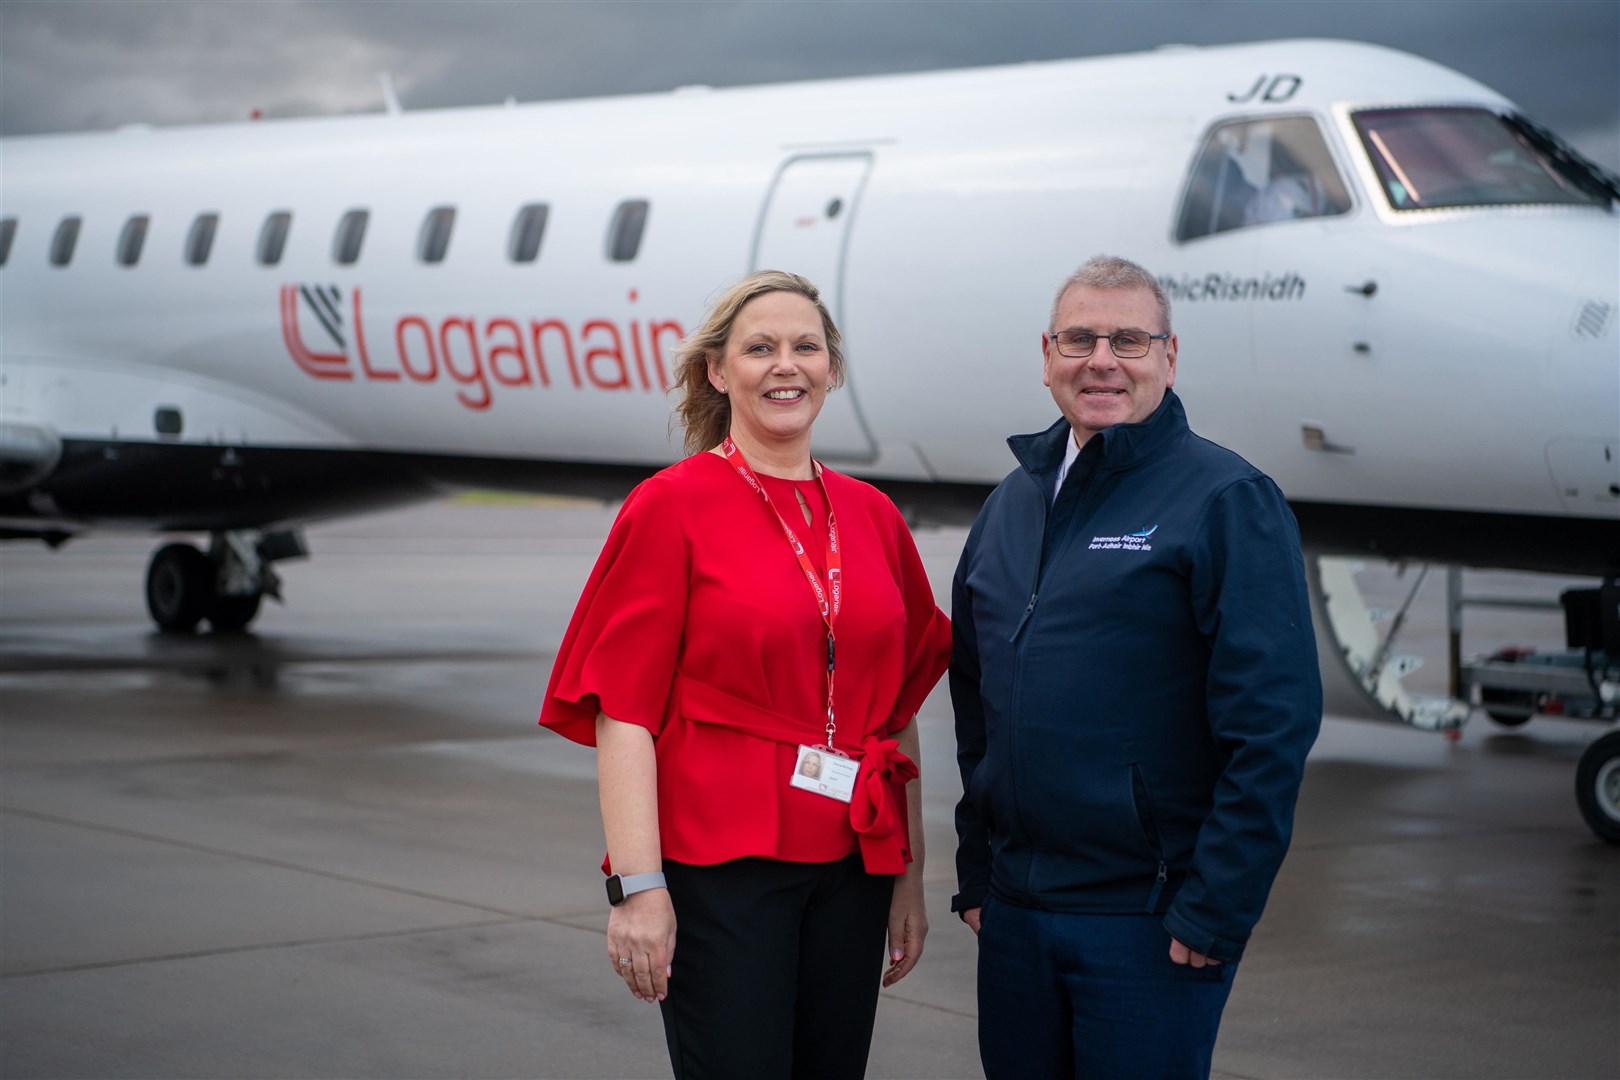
[{"xmin": 720, "ymin": 436, "xmax": 843, "ymax": 748}]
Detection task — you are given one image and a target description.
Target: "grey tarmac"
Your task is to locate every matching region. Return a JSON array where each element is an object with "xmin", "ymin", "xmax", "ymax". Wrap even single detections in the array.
[{"xmin": 2, "ymin": 498, "xmax": 1615, "ymax": 1080}]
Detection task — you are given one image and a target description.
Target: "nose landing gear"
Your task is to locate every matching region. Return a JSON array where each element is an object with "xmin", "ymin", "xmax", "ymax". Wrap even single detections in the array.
[
  {"xmin": 1576, "ymin": 729, "xmax": 1620, "ymax": 844},
  {"xmin": 143, "ymin": 529, "xmax": 306, "ymax": 633}
]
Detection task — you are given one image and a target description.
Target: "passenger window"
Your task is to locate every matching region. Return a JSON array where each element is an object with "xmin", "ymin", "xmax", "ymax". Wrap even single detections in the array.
[
  {"xmin": 333, "ymin": 208, "xmax": 369, "ymax": 265},
  {"xmin": 258, "ymin": 211, "xmax": 292, "ymax": 266},
  {"xmin": 1175, "ymin": 117, "xmax": 1351, "ymax": 242},
  {"xmin": 509, "ymin": 203, "xmax": 549, "ymax": 263},
  {"xmin": 607, "ymin": 199, "xmax": 649, "ymax": 262},
  {"xmin": 51, "ymin": 216, "xmax": 82, "ymax": 267},
  {"xmin": 185, "ymin": 212, "xmax": 219, "ymax": 265},
  {"xmin": 0, "ymin": 217, "xmax": 16, "ymax": 267},
  {"xmin": 418, "ymin": 206, "xmax": 455, "ymax": 264},
  {"xmin": 118, "ymin": 214, "xmax": 150, "ymax": 267}
]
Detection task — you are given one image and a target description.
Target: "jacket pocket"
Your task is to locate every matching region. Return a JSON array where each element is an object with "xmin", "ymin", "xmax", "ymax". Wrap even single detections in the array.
[
  {"xmin": 1131, "ymin": 763, "xmax": 1169, "ymax": 911},
  {"xmin": 1020, "ymin": 760, "xmax": 1141, "ymax": 859}
]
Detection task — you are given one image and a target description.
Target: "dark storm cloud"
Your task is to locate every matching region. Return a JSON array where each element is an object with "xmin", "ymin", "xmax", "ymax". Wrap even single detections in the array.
[
  {"xmin": 2, "ymin": 0, "xmax": 1615, "ymax": 169},
  {"xmin": 0, "ymin": 0, "xmax": 438, "ymax": 134}
]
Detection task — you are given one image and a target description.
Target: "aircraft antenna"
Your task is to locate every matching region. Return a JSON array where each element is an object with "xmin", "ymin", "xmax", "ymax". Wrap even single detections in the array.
[{"xmin": 378, "ymin": 72, "xmax": 403, "ymax": 116}]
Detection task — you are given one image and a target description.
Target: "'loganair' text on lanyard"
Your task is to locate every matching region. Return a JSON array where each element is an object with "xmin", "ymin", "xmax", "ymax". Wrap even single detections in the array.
[{"xmin": 719, "ymin": 436, "xmax": 843, "ymax": 749}]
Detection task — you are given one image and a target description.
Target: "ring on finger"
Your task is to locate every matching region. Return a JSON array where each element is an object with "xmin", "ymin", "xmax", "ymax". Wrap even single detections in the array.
[{"xmin": 618, "ymin": 957, "xmax": 632, "ymax": 966}]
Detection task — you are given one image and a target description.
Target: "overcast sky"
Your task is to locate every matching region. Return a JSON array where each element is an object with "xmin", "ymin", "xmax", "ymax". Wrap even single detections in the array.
[{"xmin": 1, "ymin": 0, "xmax": 1616, "ymax": 171}]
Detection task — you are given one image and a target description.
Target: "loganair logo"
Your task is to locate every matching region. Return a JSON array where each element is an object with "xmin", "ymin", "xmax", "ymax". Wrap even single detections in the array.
[
  {"xmin": 279, "ymin": 284, "xmax": 685, "ymax": 411},
  {"xmin": 1089, "ymin": 525, "xmax": 1157, "ymax": 552}
]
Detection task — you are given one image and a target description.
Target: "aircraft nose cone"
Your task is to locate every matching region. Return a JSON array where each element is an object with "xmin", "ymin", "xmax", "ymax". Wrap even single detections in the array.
[
  {"xmin": 1569, "ymin": 296, "xmax": 1615, "ymax": 341},
  {"xmin": 1547, "ymin": 216, "xmax": 1620, "ymax": 514},
  {"xmin": 1573, "ymin": 217, "xmax": 1619, "ymax": 338},
  {"xmin": 1565, "ymin": 216, "xmax": 1619, "ymax": 353}
]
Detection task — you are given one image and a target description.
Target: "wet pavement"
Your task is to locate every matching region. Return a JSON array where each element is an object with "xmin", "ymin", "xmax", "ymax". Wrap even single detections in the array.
[{"xmin": 2, "ymin": 499, "xmax": 1615, "ymax": 1079}]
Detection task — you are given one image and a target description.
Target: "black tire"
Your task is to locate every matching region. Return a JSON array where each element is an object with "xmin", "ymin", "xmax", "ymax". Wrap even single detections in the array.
[
  {"xmin": 1575, "ymin": 730, "xmax": 1620, "ymax": 845},
  {"xmin": 207, "ymin": 591, "xmax": 262, "ymax": 632},
  {"xmin": 145, "ymin": 542, "xmax": 214, "ymax": 633},
  {"xmin": 1480, "ymin": 687, "xmax": 1535, "ymax": 727}
]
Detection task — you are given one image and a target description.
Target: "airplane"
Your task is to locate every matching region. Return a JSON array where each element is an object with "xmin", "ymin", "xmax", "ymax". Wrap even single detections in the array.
[{"xmin": 1, "ymin": 39, "xmax": 1616, "ymax": 838}]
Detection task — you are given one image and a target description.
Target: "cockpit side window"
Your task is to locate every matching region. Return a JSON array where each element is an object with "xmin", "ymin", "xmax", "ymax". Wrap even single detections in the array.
[
  {"xmin": 1352, "ymin": 107, "xmax": 1617, "ymax": 212},
  {"xmin": 1175, "ymin": 116, "xmax": 1352, "ymax": 242}
]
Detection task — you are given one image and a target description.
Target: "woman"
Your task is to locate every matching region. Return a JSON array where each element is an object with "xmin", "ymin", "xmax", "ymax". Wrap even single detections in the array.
[{"xmin": 539, "ymin": 270, "xmax": 950, "ymax": 1079}]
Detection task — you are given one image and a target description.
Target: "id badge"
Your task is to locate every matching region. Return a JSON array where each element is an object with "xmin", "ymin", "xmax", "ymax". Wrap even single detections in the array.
[{"xmin": 790, "ymin": 744, "xmax": 858, "ymax": 803}]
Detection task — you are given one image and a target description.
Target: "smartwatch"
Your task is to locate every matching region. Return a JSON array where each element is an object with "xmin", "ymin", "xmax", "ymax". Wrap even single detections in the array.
[{"xmin": 606, "ymin": 871, "xmax": 667, "ymax": 906}]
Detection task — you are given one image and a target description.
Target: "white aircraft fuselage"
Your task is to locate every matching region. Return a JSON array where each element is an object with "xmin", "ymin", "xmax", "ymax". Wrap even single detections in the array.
[{"xmin": 1, "ymin": 39, "xmax": 1616, "ymax": 578}]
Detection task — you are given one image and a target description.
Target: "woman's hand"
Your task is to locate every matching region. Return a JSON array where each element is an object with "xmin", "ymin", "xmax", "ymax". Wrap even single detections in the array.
[
  {"xmin": 883, "ymin": 714, "xmax": 927, "ymax": 987},
  {"xmin": 608, "ymin": 888, "xmax": 677, "ymax": 1002},
  {"xmin": 595, "ymin": 713, "xmax": 671, "ymax": 1002},
  {"xmin": 882, "ymin": 871, "xmax": 927, "ymax": 986}
]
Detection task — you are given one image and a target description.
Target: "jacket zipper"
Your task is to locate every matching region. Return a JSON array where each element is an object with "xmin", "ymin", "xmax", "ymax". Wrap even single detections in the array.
[
  {"xmin": 1132, "ymin": 764, "xmax": 1169, "ymax": 912},
  {"xmin": 1007, "ymin": 462, "xmax": 1107, "ymax": 894},
  {"xmin": 1009, "ymin": 591, "xmax": 1038, "ymax": 642},
  {"xmin": 1004, "ymin": 476, "xmax": 1053, "ymax": 890},
  {"xmin": 1148, "ymin": 862, "xmax": 1168, "ymax": 912}
]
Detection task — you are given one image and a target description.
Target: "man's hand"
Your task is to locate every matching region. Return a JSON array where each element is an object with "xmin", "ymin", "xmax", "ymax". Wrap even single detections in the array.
[
  {"xmin": 1169, "ymin": 936, "xmax": 1220, "ymax": 968},
  {"xmin": 960, "ymin": 906, "xmax": 983, "ymax": 935}
]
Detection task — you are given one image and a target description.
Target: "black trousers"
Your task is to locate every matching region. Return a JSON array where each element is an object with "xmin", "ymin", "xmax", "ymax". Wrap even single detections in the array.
[{"xmin": 658, "ymin": 855, "xmax": 894, "ymax": 1080}]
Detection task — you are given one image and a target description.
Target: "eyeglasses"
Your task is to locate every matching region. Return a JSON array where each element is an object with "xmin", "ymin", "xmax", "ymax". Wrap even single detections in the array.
[{"xmin": 1048, "ymin": 330, "xmax": 1169, "ymax": 359}]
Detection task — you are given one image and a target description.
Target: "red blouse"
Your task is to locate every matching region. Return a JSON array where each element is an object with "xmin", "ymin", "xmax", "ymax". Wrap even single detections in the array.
[{"xmin": 540, "ymin": 451, "xmax": 951, "ymax": 873}]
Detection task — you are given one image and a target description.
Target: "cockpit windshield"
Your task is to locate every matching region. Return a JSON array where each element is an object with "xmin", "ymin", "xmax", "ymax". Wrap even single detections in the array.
[{"xmin": 1351, "ymin": 107, "xmax": 1619, "ymax": 212}]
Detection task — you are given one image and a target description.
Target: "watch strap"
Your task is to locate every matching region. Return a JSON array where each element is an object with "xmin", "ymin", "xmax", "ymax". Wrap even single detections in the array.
[{"xmin": 607, "ymin": 870, "xmax": 667, "ymax": 905}]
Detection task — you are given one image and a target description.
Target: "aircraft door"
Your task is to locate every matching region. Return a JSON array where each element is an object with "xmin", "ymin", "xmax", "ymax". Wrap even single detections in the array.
[
  {"xmin": 752, "ymin": 154, "xmax": 879, "ymax": 461},
  {"xmin": 1176, "ymin": 115, "xmax": 1364, "ymax": 496}
]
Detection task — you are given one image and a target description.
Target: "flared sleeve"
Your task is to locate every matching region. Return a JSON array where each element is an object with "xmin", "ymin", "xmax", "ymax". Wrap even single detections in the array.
[
  {"xmin": 539, "ymin": 476, "xmax": 689, "ymax": 745},
  {"xmin": 886, "ymin": 506, "xmax": 952, "ymax": 733}
]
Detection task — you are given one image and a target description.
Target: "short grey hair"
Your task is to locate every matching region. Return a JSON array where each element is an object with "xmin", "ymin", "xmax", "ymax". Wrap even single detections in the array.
[{"xmin": 1049, "ymin": 254, "xmax": 1172, "ymax": 334}]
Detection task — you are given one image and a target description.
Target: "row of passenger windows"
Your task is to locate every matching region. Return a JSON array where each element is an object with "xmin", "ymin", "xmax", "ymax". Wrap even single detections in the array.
[{"xmin": 0, "ymin": 199, "xmax": 651, "ymax": 269}]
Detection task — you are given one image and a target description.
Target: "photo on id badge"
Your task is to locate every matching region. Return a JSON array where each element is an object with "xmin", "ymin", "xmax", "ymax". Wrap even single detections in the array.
[{"xmin": 792, "ymin": 744, "xmax": 856, "ymax": 802}]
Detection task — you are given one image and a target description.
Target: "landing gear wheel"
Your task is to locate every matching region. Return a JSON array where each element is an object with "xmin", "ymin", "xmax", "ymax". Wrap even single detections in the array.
[
  {"xmin": 145, "ymin": 542, "xmax": 214, "ymax": 633},
  {"xmin": 1480, "ymin": 687, "xmax": 1535, "ymax": 727},
  {"xmin": 1485, "ymin": 712, "xmax": 1533, "ymax": 727},
  {"xmin": 1484, "ymin": 709, "xmax": 1534, "ymax": 727},
  {"xmin": 1575, "ymin": 730, "xmax": 1620, "ymax": 845},
  {"xmin": 207, "ymin": 591, "xmax": 263, "ymax": 633}
]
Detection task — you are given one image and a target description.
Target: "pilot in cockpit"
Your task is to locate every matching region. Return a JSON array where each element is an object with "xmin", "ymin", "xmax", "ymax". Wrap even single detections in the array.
[{"xmin": 1245, "ymin": 140, "xmax": 1325, "ymax": 224}]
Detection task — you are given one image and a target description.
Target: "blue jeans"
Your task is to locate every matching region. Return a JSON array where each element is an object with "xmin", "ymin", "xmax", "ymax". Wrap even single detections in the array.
[{"xmin": 976, "ymin": 897, "xmax": 1237, "ymax": 1080}]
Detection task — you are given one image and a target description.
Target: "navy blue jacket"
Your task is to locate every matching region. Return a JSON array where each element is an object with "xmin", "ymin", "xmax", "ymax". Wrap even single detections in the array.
[{"xmin": 951, "ymin": 390, "xmax": 1321, "ymax": 963}]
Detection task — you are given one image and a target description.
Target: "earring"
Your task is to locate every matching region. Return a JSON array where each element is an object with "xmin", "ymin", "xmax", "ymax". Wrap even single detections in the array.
[{"xmin": 718, "ymin": 386, "xmax": 728, "ymax": 395}]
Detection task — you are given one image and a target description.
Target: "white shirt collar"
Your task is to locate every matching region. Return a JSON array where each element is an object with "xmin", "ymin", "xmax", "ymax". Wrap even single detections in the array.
[{"xmin": 1054, "ymin": 427, "xmax": 1082, "ymax": 498}]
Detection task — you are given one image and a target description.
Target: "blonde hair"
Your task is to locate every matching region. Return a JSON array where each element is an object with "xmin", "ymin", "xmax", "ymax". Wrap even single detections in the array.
[{"xmin": 672, "ymin": 270, "xmax": 846, "ymax": 456}]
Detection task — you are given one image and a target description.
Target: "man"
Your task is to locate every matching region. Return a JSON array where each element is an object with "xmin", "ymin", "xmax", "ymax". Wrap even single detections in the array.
[{"xmin": 951, "ymin": 254, "xmax": 1322, "ymax": 1079}]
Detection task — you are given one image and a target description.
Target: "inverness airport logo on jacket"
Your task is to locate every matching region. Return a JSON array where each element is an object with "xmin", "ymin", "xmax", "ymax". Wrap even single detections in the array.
[{"xmin": 1088, "ymin": 525, "xmax": 1158, "ymax": 552}]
